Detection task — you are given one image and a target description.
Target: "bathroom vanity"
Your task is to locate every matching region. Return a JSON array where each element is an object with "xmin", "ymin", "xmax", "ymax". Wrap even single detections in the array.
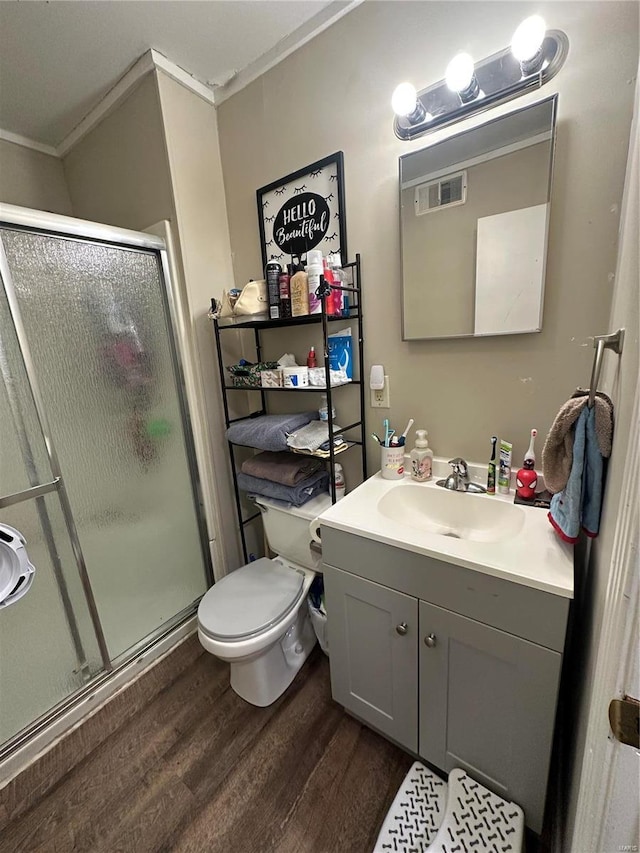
[{"xmin": 318, "ymin": 469, "xmax": 573, "ymax": 833}]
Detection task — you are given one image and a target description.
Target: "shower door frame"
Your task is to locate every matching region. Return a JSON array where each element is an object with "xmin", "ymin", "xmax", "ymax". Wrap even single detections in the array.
[{"xmin": 0, "ymin": 203, "xmax": 213, "ymax": 762}]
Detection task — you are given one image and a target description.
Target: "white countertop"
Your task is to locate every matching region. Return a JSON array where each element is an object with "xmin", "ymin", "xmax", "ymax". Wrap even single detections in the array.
[{"xmin": 317, "ymin": 460, "xmax": 574, "ymax": 599}]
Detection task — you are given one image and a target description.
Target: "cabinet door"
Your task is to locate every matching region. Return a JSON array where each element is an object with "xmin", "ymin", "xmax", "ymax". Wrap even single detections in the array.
[
  {"xmin": 324, "ymin": 566, "xmax": 418, "ymax": 752},
  {"xmin": 419, "ymin": 600, "xmax": 562, "ymax": 833}
]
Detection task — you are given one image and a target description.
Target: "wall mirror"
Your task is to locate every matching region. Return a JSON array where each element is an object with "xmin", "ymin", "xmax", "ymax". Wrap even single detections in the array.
[{"xmin": 400, "ymin": 95, "xmax": 557, "ymax": 340}]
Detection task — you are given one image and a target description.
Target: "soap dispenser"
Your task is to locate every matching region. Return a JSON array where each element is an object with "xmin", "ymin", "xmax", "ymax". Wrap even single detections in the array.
[{"xmin": 410, "ymin": 430, "xmax": 433, "ymax": 482}]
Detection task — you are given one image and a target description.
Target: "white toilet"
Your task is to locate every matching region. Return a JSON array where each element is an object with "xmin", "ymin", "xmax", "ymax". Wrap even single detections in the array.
[{"xmin": 197, "ymin": 492, "xmax": 331, "ymax": 707}]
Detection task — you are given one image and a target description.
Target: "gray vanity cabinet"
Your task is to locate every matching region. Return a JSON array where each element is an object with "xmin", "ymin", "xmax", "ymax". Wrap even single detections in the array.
[
  {"xmin": 321, "ymin": 528, "xmax": 570, "ymax": 834},
  {"xmin": 419, "ymin": 600, "xmax": 562, "ymax": 832},
  {"xmin": 324, "ymin": 567, "xmax": 418, "ymax": 752}
]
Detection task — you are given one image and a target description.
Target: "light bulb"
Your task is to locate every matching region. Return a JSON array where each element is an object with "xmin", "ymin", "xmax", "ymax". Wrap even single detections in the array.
[
  {"xmin": 391, "ymin": 82, "xmax": 418, "ymax": 117},
  {"xmin": 445, "ymin": 53, "xmax": 475, "ymax": 93},
  {"xmin": 511, "ymin": 15, "xmax": 546, "ymax": 62}
]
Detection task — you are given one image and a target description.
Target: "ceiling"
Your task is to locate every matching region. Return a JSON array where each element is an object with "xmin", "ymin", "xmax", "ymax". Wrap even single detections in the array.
[{"xmin": 0, "ymin": 0, "xmax": 350, "ymax": 149}]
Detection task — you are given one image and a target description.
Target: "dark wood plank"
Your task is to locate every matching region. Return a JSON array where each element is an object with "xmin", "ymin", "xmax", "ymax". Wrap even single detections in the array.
[
  {"xmin": 0, "ymin": 634, "xmax": 202, "ymax": 832},
  {"xmin": 0, "ymin": 651, "xmax": 226, "ymax": 853},
  {"xmin": 1, "ymin": 642, "xmax": 414, "ymax": 853}
]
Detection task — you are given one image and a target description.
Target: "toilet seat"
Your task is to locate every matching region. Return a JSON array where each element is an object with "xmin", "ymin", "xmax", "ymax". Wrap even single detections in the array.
[{"xmin": 198, "ymin": 557, "xmax": 305, "ymax": 642}]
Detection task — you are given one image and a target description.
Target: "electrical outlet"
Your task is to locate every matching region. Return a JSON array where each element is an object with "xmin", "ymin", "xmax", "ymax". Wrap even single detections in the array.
[{"xmin": 371, "ymin": 375, "xmax": 390, "ymax": 408}]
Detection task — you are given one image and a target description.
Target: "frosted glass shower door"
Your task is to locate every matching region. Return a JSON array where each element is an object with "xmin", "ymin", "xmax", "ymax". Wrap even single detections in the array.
[
  {"xmin": 0, "ymin": 228, "xmax": 209, "ymax": 659},
  {"xmin": 0, "ymin": 281, "xmax": 105, "ymax": 746}
]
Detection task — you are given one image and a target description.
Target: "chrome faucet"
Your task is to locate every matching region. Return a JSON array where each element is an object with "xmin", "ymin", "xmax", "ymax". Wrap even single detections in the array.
[{"xmin": 437, "ymin": 458, "xmax": 486, "ymax": 493}]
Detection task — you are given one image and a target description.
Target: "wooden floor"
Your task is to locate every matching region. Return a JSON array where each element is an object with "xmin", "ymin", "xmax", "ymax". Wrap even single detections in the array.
[{"xmin": 0, "ymin": 637, "xmax": 412, "ymax": 853}]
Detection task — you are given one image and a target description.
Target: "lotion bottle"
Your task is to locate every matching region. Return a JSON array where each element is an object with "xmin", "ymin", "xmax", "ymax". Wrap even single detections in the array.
[
  {"xmin": 410, "ymin": 430, "xmax": 433, "ymax": 481},
  {"xmin": 290, "ymin": 261, "xmax": 309, "ymax": 316}
]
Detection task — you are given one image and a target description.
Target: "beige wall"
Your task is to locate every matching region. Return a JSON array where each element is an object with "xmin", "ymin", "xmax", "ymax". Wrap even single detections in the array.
[
  {"xmin": 216, "ymin": 0, "xmax": 638, "ymax": 469},
  {"xmin": 402, "ymin": 141, "xmax": 550, "ymax": 337},
  {"xmin": 0, "ymin": 139, "xmax": 72, "ymax": 214},
  {"xmin": 155, "ymin": 70, "xmax": 241, "ymax": 572},
  {"xmin": 63, "ymin": 74, "xmax": 174, "ymax": 230}
]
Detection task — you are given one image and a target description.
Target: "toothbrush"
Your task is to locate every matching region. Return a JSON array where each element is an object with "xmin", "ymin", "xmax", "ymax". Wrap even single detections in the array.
[
  {"xmin": 525, "ymin": 428, "xmax": 537, "ymax": 465},
  {"xmin": 400, "ymin": 419, "xmax": 414, "ymax": 442},
  {"xmin": 487, "ymin": 436, "xmax": 497, "ymax": 495},
  {"xmin": 383, "ymin": 419, "xmax": 390, "ymax": 447}
]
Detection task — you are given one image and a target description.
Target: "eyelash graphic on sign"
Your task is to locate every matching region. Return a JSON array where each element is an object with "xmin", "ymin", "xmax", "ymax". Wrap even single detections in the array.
[
  {"xmin": 324, "ymin": 193, "xmax": 334, "ymax": 202},
  {"xmin": 262, "ymin": 200, "xmax": 270, "ymax": 209},
  {"xmin": 310, "ymin": 168, "xmax": 322, "ymax": 178},
  {"xmin": 329, "ymin": 173, "xmax": 338, "ymax": 182},
  {"xmin": 265, "ymin": 215, "xmax": 275, "ymax": 223},
  {"xmin": 274, "ymin": 186, "xmax": 287, "ymax": 196},
  {"xmin": 326, "ymin": 232, "xmax": 338, "ymax": 240},
  {"xmin": 293, "ymin": 185, "xmax": 307, "ymax": 194}
]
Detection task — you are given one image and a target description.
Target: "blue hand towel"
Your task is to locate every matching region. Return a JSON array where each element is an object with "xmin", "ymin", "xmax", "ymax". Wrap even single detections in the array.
[
  {"xmin": 236, "ymin": 470, "xmax": 330, "ymax": 506},
  {"xmin": 548, "ymin": 406, "xmax": 604, "ymax": 543}
]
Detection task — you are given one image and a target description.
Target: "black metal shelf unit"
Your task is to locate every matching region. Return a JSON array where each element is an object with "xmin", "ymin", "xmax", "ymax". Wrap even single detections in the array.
[{"xmin": 212, "ymin": 254, "xmax": 366, "ymax": 563}]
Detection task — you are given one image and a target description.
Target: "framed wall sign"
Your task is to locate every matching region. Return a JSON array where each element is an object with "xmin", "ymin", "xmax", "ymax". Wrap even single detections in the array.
[{"xmin": 257, "ymin": 151, "xmax": 347, "ymax": 269}]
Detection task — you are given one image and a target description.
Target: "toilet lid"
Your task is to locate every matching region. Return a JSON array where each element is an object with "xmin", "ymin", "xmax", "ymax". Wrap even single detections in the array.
[{"xmin": 198, "ymin": 558, "xmax": 305, "ymax": 641}]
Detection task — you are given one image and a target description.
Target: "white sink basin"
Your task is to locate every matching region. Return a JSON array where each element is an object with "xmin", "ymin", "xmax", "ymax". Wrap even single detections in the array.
[
  {"xmin": 377, "ymin": 484, "xmax": 525, "ymax": 543},
  {"xmin": 316, "ymin": 463, "xmax": 574, "ymax": 598}
]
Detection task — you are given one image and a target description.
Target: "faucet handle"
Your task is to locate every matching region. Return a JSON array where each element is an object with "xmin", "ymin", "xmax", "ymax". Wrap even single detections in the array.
[{"xmin": 448, "ymin": 457, "xmax": 469, "ymax": 478}]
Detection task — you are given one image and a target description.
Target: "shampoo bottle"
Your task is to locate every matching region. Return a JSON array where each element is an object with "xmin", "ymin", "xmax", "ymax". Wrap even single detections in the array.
[
  {"xmin": 278, "ymin": 263, "xmax": 291, "ymax": 319},
  {"xmin": 410, "ymin": 430, "xmax": 433, "ymax": 482},
  {"xmin": 333, "ymin": 463, "xmax": 346, "ymax": 500},
  {"xmin": 290, "ymin": 261, "xmax": 309, "ymax": 317},
  {"xmin": 306, "ymin": 249, "xmax": 323, "ymax": 314},
  {"xmin": 265, "ymin": 257, "xmax": 281, "ymax": 320}
]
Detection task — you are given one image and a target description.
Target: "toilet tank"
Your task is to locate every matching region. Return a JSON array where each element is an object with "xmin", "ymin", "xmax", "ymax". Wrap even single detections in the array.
[{"xmin": 255, "ymin": 493, "xmax": 333, "ymax": 570}]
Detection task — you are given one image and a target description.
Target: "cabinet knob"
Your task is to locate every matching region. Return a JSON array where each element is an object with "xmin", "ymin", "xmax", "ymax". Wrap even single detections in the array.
[
  {"xmin": 396, "ymin": 622, "xmax": 408, "ymax": 636},
  {"xmin": 424, "ymin": 633, "xmax": 437, "ymax": 648}
]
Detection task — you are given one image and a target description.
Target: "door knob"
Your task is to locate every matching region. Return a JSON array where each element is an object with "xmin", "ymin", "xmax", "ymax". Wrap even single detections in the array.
[
  {"xmin": 424, "ymin": 633, "xmax": 437, "ymax": 648},
  {"xmin": 396, "ymin": 622, "xmax": 408, "ymax": 635}
]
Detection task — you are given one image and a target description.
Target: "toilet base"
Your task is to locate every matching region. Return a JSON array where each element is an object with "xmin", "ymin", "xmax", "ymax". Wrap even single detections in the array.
[{"xmin": 230, "ymin": 605, "xmax": 317, "ymax": 707}]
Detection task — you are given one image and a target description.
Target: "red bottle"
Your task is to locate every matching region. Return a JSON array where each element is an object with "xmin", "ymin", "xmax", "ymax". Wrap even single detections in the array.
[{"xmin": 516, "ymin": 460, "xmax": 538, "ymax": 501}]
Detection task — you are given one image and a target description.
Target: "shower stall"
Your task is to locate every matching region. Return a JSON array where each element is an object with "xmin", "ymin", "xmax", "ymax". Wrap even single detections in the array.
[{"xmin": 0, "ymin": 205, "xmax": 212, "ymax": 761}]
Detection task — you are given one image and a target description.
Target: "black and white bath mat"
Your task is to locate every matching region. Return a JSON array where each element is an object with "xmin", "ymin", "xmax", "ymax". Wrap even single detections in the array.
[{"xmin": 373, "ymin": 764, "xmax": 524, "ymax": 853}]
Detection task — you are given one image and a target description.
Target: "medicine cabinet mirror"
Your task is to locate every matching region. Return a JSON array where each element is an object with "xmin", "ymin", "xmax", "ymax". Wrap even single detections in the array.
[{"xmin": 400, "ymin": 95, "xmax": 557, "ymax": 340}]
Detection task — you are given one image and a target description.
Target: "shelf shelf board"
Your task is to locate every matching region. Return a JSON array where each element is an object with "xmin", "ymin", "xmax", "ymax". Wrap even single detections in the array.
[
  {"xmin": 224, "ymin": 381, "xmax": 361, "ymax": 392},
  {"xmin": 215, "ymin": 311, "xmax": 361, "ymax": 331}
]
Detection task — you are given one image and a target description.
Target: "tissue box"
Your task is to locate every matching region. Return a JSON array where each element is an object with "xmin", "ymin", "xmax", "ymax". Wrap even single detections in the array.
[{"xmin": 260, "ymin": 369, "xmax": 283, "ymax": 388}]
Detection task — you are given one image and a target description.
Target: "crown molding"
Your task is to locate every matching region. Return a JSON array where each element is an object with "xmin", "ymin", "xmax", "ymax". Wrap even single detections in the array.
[
  {"xmin": 5, "ymin": 3, "xmax": 362, "ymax": 159},
  {"xmin": 214, "ymin": 0, "xmax": 364, "ymax": 104},
  {"xmin": 57, "ymin": 50, "xmax": 157, "ymax": 157},
  {"xmin": 56, "ymin": 49, "xmax": 215, "ymax": 158},
  {"xmin": 0, "ymin": 128, "xmax": 58, "ymax": 158}
]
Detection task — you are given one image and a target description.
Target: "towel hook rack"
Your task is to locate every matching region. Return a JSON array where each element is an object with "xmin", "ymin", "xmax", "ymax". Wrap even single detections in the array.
[{"xmin": 588, "ymin": 328, "xmax": 625, "ymax": 407}]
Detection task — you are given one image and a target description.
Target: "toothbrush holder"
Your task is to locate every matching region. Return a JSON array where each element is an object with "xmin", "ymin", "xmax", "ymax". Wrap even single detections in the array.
[{"xmin": 380, "ymin": 445, "xmax": 405, "ymax": 480}]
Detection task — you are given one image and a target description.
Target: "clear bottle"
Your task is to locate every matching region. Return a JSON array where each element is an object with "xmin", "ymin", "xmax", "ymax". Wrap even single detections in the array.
[
  {"xmin": 333, "ymin": 463, "xmax": 346, "ymax": 500},
  {"xmin": 410, "ymin": 430, "xmax": 433, "ymax": 482},
  {"xmin": 318, "ymin": 393, "xmax": 336, "ymax": 422}
]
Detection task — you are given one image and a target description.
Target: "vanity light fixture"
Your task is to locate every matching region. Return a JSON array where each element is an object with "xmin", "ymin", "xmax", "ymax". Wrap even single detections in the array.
[
  {"xmin": 393, "ymin": 18, "xmax": 568, "ymax": 140},
  {"xmin": 511, "ymin": 15, "xmax": 547, "ymax": 75},
  {"xmin": 391, "ymin": 82, "xmax": 429, "ymax": 123},
  {"xmin": 445, "ymin": 53, "xmax": 480, "ymax": 104}
]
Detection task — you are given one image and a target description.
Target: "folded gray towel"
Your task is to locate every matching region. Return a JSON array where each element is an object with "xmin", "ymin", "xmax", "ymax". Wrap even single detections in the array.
[
  {"xmin": 542, "ymin": 390, "xmax": 613, "ymax": 494},
  {"xmin": 226, "ymin": 412, "xmax": 318, "ymax": 452},
  {"xmin": 236, "ymin": 470, "xmax": 330, "ymax": 506},
  {"xmin": 241, "ymin": 451, "xmax": 323, "ymax": 486}
]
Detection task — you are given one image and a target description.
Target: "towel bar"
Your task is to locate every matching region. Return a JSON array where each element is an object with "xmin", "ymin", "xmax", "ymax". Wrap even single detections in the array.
[{"xmin": 588, "ymin": 329, "xmax": 625, "ymax": 407}]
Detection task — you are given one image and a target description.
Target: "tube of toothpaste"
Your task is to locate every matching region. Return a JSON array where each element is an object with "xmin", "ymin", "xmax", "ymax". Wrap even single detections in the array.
[{"xmin": 498, "ymin": 439, "xmax": 513, "ymax": 494}]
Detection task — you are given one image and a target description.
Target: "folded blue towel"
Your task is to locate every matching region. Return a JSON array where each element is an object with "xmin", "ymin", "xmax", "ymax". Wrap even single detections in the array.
[
  {"xmin": 548, "ymin": 406, "xmax": 604, "ymax": 543},
  {"xmin": 226, "ymin": 412, "xmax": 317, "ymax": 452},
  {"xmin": 237, "ymin": 470, "xmax": 330, "ymax": 506}
]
